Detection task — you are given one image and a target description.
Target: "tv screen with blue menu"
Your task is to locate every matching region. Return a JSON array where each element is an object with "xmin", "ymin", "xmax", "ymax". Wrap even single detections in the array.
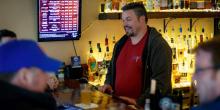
[{"xmin": 38, "ymin": 0, "xmax": 81, "ymax": 41}]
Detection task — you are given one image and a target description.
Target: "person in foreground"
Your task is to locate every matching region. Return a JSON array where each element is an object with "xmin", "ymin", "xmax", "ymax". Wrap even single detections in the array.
[
  {"xmin": 0, "ymin": 29, "xmax": 17, "ymax": 44},
  {"xmin": 99, "ymin": 2, "xmax": 172, "ymax": 106},
  {"xmin": 0, "ymin": 39, "xmax": 61, "ymax": 110},
  {"xmin": 192, "ymin": 37, "xmax": 220, "ymax": 110},
  {"xmin": 0, "ymin": 29, "xmax": 59, "ymax": 90}
]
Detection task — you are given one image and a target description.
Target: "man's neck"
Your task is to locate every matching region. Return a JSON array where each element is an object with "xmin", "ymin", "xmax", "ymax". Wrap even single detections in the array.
[{"xmin": 130, "ymin": 26, "xmax": 148, "ymax": 45}]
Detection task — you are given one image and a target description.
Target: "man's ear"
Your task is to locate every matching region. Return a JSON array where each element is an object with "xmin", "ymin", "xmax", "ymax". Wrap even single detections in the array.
[{"xmin": 139, "ymin": 16, "xmax": 146, "ymax": 23}]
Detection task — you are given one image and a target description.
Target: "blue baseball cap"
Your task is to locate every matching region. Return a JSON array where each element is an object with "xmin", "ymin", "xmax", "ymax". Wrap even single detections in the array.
[{"xmin": 0, "ymin": 39, "xmax": 62, "ymax": 74}]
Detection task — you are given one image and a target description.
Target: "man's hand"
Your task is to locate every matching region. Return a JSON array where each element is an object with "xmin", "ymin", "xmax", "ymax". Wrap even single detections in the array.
[
  {"xmin": 98, "ymin": 84, "xmax": 113, "ymax": 94},
  {"xmin": 47, "ymin": 74, "xmax": 59, "ymax": 90},
  {"xmin": 119, "ymin": 96, "xmax": 137, "ymax": 105}
]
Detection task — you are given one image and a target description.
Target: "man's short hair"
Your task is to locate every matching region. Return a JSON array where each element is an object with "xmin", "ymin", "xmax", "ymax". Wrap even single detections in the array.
[
  {"xmin": 122, "ymin": 2, "xmax": 148, "ymax": 23},
  {"xmin": 194, "ymin": 36, "xmax": 220, "ymax": 70},
  {"xmin": 0, "ymin": 29, "xmax": 17, "ymax": 41}
]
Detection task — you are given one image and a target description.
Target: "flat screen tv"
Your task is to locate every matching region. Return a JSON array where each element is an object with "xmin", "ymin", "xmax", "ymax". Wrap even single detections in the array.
[{"xmin": 38, "ymin": 0, "xmax": 81, "ymax": 41}]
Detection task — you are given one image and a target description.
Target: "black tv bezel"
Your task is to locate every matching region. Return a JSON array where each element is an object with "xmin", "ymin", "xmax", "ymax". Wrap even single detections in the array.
[{"xmin": 37, "ymin": 0, "xmax": 82, "ymax": 42}]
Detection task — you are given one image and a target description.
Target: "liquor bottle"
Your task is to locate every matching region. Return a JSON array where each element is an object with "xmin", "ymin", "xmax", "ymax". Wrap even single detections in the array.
[
  {"xmin": 101, "ymin": 1, "xmax": 105, "ymax": 12},
  {"xmin": 170, "ymin": 27, "xmax": 178, "ymax": 64},
  {"xmin": 193, "ymin": 28, "xmax": 198, "ymax": 47},
  {"xmin": 183, "ymin": 60, "xmax": 188, "ymax": 73},
  {"xmin": 183, "ymin": 35, "xmax": 187, "ymax": 49},
  {"xmin": 177, "ymin": 25, "xmax": 183, "ymax": 49},
  {"xmin": 103, "ymin": 46, "xmax": 111, "ymax": 68},
  {"xmin": 97, "ymin": 43, "xmax": 103, "ymax": 69},
  {"xmin": 180, "ymin": 0, "xmax": 185, "ymax": 9},
  {"xmin": 187, "ymin": 34, "xmax": 193, "ymax": 54},
  {"xmin": 197, "ymin": 0, "xmax": 205, "ymax": 9},
  {"xmin": 168, "ymin": 0, "xmax": 174, "ymax": 9},
  {"xmin": 186, "ymin": 28, "xmax": 191, "ymax": 53},
  {"xmin": 160, "ymin": 0, "xmax": 168, "ymax": 10},
  {"xmin": 179, "ymin": 60, "xmax": 188, "ymax": 74},
  {"xmin": 171, "ymin": 38, "xmax": 178, "ymax": 64},
  {"xmin": 185, "ymin": 0, "xmax": 190, "ymax": 9},
  {"xmin": 190, "ymin": 59, "xmax": 194, "ymax": 69},
  {"xmin": 199, "ymin": 26, "xmax": 205, "ymax": 44},
  {"xmin": 177, "ymin": 25, "xmax": 184, "ymax": 63},
  {"xmin": 105, "ymin": 34, "xmax": 109, "ymax": 46},
  {"xmin": 217, "ymin": 0, "xmax": 220, "ymax": 9},
  {"xmin": 174, "ymin": 0, "xmax": 180, "ymax": 9},
  {"xmin": 146, "ymin": 0, "xmax": 154, "ymax": 11},
  {"xmin": 58, "ymin": 69, "xmax": 65, "ymax": 88},
  {"xmin": 178, "ymin": 61, "xmax": 184, "ymax": 73},
  {"xmin": 154, "ymin": 0, "xmax": 160, "ymax": 11},
  {"xmin": 105, "ymin": 0, "xmax": 112, "ymax": 12},
  {"xmin": 120, "ymin": 0, "xmax": 127, "ymax": 9},
  {"xmin": 112, "ymin": 35, "xmax": 116, "ymax": 44},
  {"xmin": 88, "ymin": 41, "xmax": 97, "ymax": 73},
  {"xmin": 190, "ymin": 0, "xmax": 197, "ymax": 9},
  {"xmin": 112, "ymin": 0, "xmax": 120, "ymax": 11}
]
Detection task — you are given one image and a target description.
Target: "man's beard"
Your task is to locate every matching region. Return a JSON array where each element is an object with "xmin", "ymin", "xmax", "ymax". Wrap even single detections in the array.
[{"xmin": 124, "ymin": 26, "xmax": 135, "ymax": 37}]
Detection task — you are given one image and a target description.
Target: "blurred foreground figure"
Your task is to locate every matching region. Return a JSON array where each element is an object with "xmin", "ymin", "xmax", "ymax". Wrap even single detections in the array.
[
  {"xmin": 192, "ymin": 37, "xmax": 220, "ymax": 110},
  {"xmin": 0, "ymin": 40, "xmax": 61, "ymax": 110}
]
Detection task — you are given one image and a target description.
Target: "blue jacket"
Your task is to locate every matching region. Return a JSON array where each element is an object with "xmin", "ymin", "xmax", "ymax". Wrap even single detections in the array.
[{"xmin": 192, "ymin": 97, "xmax": 220, "ymax": 110}]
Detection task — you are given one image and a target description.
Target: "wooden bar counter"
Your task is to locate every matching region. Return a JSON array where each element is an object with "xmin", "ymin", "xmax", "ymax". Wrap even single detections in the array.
[{"xmin": 52, "ymin": 79, "xmax": 140, "ymax": 110}]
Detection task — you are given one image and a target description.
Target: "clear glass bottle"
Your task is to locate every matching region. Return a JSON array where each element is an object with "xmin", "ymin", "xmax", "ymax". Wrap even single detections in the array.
[
  {"xmin": 146, "ymin": 0, "xmax": 154, "ymax": 11},
  {"xmin": 144, "ymin": 99, "xmax": 151, "ymax": 110},
  {"xmin": 154, "ymin": 0, "xmax": 161, "ymax": 11},
  {"xmin": 160, "ymin": 0, "xmax": 168, "ymax": 10},
  {"xmin": 105, "ymin": 0, "xmax": 112, "ymax": 12}
]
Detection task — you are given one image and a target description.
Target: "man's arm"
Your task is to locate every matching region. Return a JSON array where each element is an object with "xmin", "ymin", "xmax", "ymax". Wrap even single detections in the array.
[
  {"xmin": 99, "ymin": 43, "xmax": 118, "ymax": 93},
  {"xmin": 137, "ymin": 39, "xmax": 172, "ymax": 105},
  {"xmin": 98, "ymin": 60, "xmax": 114, "ymax": 93},
  {"xmin": 150, "ymin": 40, "xmax": 172, "ymax": 95}
]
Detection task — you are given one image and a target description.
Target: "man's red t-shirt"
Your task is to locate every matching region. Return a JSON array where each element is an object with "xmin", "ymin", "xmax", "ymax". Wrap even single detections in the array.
[{"xmin": 115, "ymin": 32, "xmax": 148, "ymax": 99}]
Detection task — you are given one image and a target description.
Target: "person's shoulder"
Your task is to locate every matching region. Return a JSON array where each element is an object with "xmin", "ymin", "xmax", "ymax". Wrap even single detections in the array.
[
  {"xmin": 192, "ymin": 100, "xmax": 220, "ymax": 110},
  {"xmin": 148, "ymin": 27, "xmax": 170, "ymax": 48},
  {"xmin": 148, "ymin": 27, "xmax": 163, "ymax": 43},
  {"xmin": 0, "ymin": 80, "xmax": 57, "ymax": 110}
]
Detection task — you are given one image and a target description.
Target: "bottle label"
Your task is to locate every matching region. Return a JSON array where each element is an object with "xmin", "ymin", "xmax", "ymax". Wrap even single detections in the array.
[{"xmin": 90, "ymin": 62, "xmax": 97, "ymax": 72}]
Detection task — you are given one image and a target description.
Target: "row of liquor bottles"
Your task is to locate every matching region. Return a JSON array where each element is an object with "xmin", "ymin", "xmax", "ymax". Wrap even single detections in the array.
[
  {"xmin": 87, "ymin": 35, "xmax": 116, "ymax": 85},
  {"xmin": 101, "ymin": 0, "xmax": 220, "ymax": 12},
  {"xmin": 159, "ymin": 25, "xmax": 213, "ymax": 88}
]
